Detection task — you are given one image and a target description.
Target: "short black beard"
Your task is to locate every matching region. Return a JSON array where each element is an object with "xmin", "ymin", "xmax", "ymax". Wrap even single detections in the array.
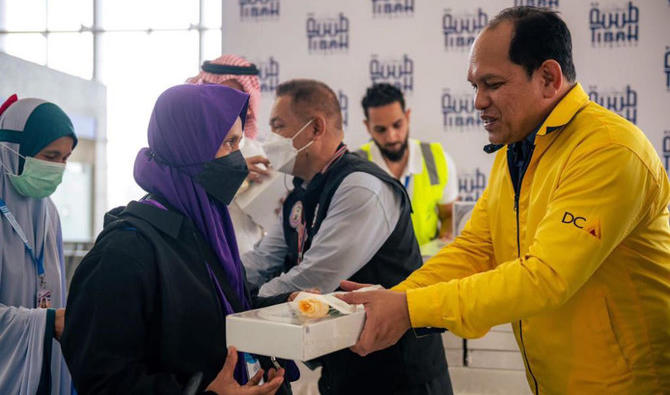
[{"xmin": 374, "ymin": 137, "xmax": 409, "ymax": 163}]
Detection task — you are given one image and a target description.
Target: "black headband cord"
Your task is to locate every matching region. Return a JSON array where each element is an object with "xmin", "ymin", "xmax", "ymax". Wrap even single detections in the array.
[{"xmin": 201, "ymin": 61, "xmax": 260, "ymax": 76}]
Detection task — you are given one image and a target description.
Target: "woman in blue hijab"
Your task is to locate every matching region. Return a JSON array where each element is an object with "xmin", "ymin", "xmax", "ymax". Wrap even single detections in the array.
[
  {"xmin": 61, "ymin": 84, "xmax": 296, "ymax": 395},
  {"xmin": 0, "ymin": 95, "xmax": 78, "ymax": 395}
]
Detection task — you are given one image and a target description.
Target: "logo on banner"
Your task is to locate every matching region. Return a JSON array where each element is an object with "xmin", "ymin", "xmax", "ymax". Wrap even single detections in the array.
[
  {"xmin": 588, "ymin": 85, "xmax": 637, "ymax": 124},
  {"xmin": 459, "ymin": 168, "xmax": 487, "ymax": 202},
  {"xmin": 665, "ymin": 47, "xmax": 670, "ymax": 90},
  {"xmin": 514, "ymin": 0, "xmax": 559, "ymax": 8},
  {"xmin": 338, "ymin": 90, "xmax": 349, "ymax": 128},
  {"xmin": 589, "ymin": 2, "xmax": 639, "ymax": 46},
  {"xmin": 257, "ymin": 57, "xmax": 280, "ymax": 93},
  {"xmin": 663, "ymin": 131, "xmax": 670, "ymax": 174},
  {"xmin": 442, "ymin": 90, "xmax": 482, "ymax": 130},
  {"xmin": 371, "ymin": 0, "xmax": 415, "ymax": 17},
  {"xmin": 369, "ymin": 54, "xmax": 414, "ymax": 93},
  {"xmin": 306, "ymin": 13, "xmax": 349, "ymax": 54},
  {"xmin": 442, "ymin": 8, "xmax": 488, "ymax": 50},
  {"xmin": 239, "ymin": 0, "xmax": 280, "ymax": 21}
]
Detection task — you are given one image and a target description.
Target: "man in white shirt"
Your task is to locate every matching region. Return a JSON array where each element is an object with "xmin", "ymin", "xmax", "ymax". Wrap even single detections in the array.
[
  {"xmin": 242, "ymin": 79, "xmax": 451, "ymax": 394},
  {"xmin": 356, "ymin": 83, "xmax": 458, "ymax": 246}
]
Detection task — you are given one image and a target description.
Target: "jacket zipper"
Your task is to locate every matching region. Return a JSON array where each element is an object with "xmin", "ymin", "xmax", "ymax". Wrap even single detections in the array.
[{"xmin": 513, "ymin": 166, "xmax": 539, "ymax": 395}]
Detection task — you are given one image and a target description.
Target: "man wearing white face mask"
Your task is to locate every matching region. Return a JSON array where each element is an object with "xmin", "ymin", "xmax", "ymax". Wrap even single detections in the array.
[
  {"xmin": 242, "ymin": 80, "xmax": 451, "ymax": 395},
  {"xmin": 262, "ymin": 118, "xmax": 314, "ymax": 174}
]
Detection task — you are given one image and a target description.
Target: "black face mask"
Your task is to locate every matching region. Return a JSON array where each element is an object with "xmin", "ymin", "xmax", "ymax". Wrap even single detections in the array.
[{"xmin": 194, "ymin": 150, "xmax": 249, "ymax": 205}]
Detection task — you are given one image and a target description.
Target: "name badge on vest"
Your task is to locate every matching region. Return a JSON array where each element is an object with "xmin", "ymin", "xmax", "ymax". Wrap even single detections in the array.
[{"xmin": 289, "ymin": 201, "xmax": 303, "ymax": 229}]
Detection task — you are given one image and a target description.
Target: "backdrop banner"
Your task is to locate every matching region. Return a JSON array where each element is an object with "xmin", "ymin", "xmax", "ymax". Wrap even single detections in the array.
[{"xmin": 225, "ymin": 0, "xmax": 670, "ymax": 201}]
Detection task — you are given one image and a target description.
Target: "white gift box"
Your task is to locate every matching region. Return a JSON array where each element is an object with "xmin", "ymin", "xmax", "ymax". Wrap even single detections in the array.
[{"xmin": 226, "ymin": 299, "xmax": 366, "ymax": 361}]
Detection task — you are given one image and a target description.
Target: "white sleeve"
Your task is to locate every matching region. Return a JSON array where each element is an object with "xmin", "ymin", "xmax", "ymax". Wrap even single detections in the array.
[
  {"xmin": 258, "ymin": 172, "xmax": 401, "ymax": 296},
  {"xmin": 0, "ymin": 305, "xmax": 47, "ymax": 394},
  {"xmin": 440, "ymin": 150, "xmax": 459, "ymax": 204},
  {"xmin": 241, "ymin": 212, "xmax": 289, "ymax": 290}
]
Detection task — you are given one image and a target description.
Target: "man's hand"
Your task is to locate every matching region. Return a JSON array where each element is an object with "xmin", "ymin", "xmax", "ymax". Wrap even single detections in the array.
[
  {"xmin": 336, "ymin": 281, "xmax": 411, "ymax": 357},
  {"xmin": 438, "ymin": 202, "xmax": 455, "ymax": 241},
  {"xmin": 339, "ymin": 280, "xmax": 373, "ymax": 291},
  {"xmin": 206, "ymin": 346, "xmax": 284, "ymax": 395},
  {"xmin": 246, "ymin": 156, "xmax": 271, "ymax": 183},
  {"xmin": 54, "ymin": 308, "xmax": 65, "ymax": 341}
]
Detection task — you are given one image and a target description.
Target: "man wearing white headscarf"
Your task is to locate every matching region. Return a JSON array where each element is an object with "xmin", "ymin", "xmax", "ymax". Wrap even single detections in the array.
[{"xmin": 188, "ymin": 55, "xmax": 274, "ymax": 255}]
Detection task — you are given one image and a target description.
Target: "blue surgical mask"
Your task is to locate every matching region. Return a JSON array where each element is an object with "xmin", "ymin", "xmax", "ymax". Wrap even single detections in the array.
[{"xmin": 1, "ymin": 144, "xmax": 66, "ymax": 198}]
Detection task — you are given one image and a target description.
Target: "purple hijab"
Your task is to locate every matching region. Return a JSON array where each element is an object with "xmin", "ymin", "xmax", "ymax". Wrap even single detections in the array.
[{"xmin": 133, "ymin": 84, "xmax": 250, "ymax": 314}]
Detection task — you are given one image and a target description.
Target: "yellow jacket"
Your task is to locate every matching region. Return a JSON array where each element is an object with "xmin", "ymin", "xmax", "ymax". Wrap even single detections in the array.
[{"xmin": 393, "ymin": 84, "xmax": 670, "ymax": 394}]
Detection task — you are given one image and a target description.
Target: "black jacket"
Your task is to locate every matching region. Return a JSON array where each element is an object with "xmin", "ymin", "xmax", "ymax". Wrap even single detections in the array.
[{"xmin": 61, "ymin": 196, "xmax": 293, "ymax": 394}]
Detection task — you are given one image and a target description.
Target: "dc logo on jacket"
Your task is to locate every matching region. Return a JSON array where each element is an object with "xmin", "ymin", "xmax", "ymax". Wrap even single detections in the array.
[
  {"xmin": 589, "ymin": 1, "xmax": 639, "ymax": 46},
  {"xmin": 442, "ymin": 90, "xmax": 481, "ymax": 130},
  {"xmin": 514, "ymin": 0, "xmax": 559, "ymax": 8},
  {"xmin": 371, "ymin": 0, "xmax": 415, "ymax": 18},
  {"xmin": 306, "ymin": 13, "xmax": 349, "ymax": 54},
  {"xmin": 257, "ymin": 57, "xmax": 280, "ymax": 94},
  {"xmin": 369, "ymin": 54, "xmax": 414, "ymax": 93},
  {"xmin": 588, "ymin": 85, "xmax": 638, "ymax": 124},
  {"xmin": 442, "ymin": 8, "xmax": 488, "ymax": 51},
  {"xmin": 338, "ymin": 90, "xmax": 349, "ymax": 128},
  {"xmin": 239, "ymin": 0, "xmax": 280, "ymax": 21},
  {"xmin": 458, "ymin": 168, "xmax": 487, "ymax": 202}
]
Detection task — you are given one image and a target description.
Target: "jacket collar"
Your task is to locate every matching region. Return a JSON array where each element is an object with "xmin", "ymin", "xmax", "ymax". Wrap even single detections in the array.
[
  {"xmin": 536, "ymin": 82, "xmax": 590, "ymax": 137},
  {"xmin": 293, "ymin": 142, "xmax": 347, "ymax": 192},
  {"xmin": 121, "ymin": 195, "xmax": 184, "ymax": 239}
]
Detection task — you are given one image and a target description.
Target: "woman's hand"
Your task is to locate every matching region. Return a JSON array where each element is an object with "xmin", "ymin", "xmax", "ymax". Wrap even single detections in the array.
[{"xmin": 206, "ymin": 346, "xmax": 284, "ymax": 395}]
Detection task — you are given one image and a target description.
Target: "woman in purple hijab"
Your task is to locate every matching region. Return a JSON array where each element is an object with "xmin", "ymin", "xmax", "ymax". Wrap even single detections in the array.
[{"xmin": 61, "ymin": 84, "xmax": 296, "ymax": 395}]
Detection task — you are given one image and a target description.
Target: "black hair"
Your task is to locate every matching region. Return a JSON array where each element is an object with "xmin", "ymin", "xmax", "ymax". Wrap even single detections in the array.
[
  {"xmin": 489, "ymin": 6, "xmax": 576, "ymax": 81},
  {"xmin": 276, "ymin": 79, "xmax": 342, "ymax": 130},
  {"xmin": 361, "ymin": 83, "xmax": 405, "ymax": 119}
]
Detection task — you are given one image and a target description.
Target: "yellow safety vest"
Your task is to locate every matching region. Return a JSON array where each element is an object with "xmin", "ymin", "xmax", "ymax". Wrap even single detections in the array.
[{"xmin": 356, "ymin": 140, "xmax": 448, "ymax": 246}]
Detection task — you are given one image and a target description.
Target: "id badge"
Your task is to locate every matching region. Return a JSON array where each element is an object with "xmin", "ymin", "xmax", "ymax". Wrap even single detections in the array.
[
  {"xmin": 244, "ymin": 353, "xmax": 264, "ymax": 384},
  {"xmin": 37, "ymin": 288, "xmax": 52, "ymax": 308}
]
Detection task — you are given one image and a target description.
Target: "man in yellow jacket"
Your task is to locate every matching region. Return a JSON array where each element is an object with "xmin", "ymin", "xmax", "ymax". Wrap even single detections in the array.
[{"xmin": 339, "ymin": 6, "xmax": 670, "ymax": 395}]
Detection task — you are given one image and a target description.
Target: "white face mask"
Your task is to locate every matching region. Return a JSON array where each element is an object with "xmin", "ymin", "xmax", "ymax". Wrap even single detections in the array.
[{"xmin": 262, "ymin": 119, "xmax": 314, "ymax": 174}]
